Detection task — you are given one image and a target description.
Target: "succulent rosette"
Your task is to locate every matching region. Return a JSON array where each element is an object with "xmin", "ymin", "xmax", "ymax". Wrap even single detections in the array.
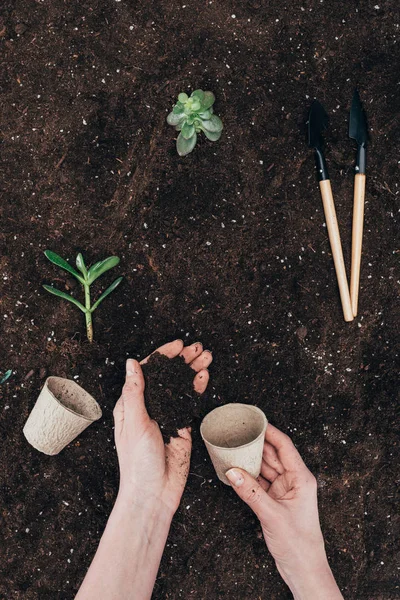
[{"xmin": 167, "ymin": 89, "xmax": 223, "ymax": 156}]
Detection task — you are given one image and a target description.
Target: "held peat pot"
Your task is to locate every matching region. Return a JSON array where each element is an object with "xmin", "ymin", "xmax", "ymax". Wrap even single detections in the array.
[
  {"xmin": 23, "ymin": 377, "xmax": 102, "ymax": 455},
  {"xmin": 200, "ymin": 403, "xmax": 268, "ymax": 485}
]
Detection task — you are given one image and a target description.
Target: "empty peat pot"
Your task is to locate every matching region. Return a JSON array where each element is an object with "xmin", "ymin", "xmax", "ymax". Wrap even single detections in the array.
[
  {"xmin": 200, "ymin": 403, "xmax": 268, "ymax": 485},
  {"xmin": 23, "ymin": 377, "xmax": 102, "ymax": 455}
]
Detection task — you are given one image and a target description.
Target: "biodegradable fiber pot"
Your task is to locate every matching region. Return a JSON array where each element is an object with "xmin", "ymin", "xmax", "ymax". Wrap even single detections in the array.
[
  {"xmin": 23, "ymin": 377, "xmax": 102, "ymax": 455},
  {"xmin": 200, "ymin": 403, "xmax": 268, "ymax": 485}
]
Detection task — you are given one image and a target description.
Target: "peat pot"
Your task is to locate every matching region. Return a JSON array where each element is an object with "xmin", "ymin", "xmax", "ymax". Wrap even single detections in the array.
[
  {"xmin": 23, "ymin": 376, "xmax": 102, "ymax": 455},
  {"xmin": 200, "ymin": 403, "xmax": 268, "ymax": 485}
]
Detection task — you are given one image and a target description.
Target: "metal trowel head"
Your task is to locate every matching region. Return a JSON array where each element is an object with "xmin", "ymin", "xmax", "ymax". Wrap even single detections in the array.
[
  {"xmin": 349, "ymin": 89, "xmax": 368, "ymax": 146},
  {"xmin": 308, "ymin": 100, "xmax": 329, "ymax": 150}
]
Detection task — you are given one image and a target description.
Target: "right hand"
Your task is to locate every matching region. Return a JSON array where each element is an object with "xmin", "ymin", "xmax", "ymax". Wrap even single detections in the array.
[{"xmin": 226, "ymin": 425, "xmax": 343, "ymax": 599}]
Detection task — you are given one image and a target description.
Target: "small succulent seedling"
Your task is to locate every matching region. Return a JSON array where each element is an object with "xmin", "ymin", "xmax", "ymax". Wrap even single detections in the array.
[
  {"xmin": 43, "ymin": 251, "xmax": 123, "ymax": 342},
  {"xmin": 167, "ymin": 89, "xmax": 223, "ymax": 156},
  {"xmin": 0, "ymin": 370, "xmax": 12, "ymax": 384}
]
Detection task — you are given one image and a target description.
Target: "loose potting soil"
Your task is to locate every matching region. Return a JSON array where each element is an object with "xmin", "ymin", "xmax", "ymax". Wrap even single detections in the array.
[
  {"xmin": 142, "ymin": 352, "xmax": 209, "ymax": 439},
  {"xmin": 1, "ymin": 0, "xmax": 399, "ymax": 598}
]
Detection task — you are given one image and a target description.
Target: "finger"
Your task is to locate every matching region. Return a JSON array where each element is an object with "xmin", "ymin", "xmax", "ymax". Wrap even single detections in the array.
[
  {"xmin": 263, "ymin": 442, "xmax": 284, "ymax": 474},
  {"xmin": 165, "ymin": 427, "xmax": 192, "ymax": 484},
  {"xmin": 225, "ymin": 467, "xmax": 274, "ymax": 520},
  {"xmin": 121, "ymin": 359, "xmax": 149, "ymax": 429},
  {"xmin": 140, "ymin": 339, "xmax": 184, "ymax": 365},
  {"xmin": 176, "ymin": 426, "xmax": 192, "ymax": 442},
  {"xmin": 266, "ymin": 424, "xmax": 307, "ymax": 472},
  {"xmin": 257, "ymin": 475, "xmax": 271, "ymax": 493},
  {"xmin": 193, "ymin": 369, "xmax": 209, "ymax": 394},
  {"xmin": 260, "ymin": 460, "xmax": 280, "ymax": 483},
  {"xmin": 190, "ymin": 350, "xmax": 213, "ymax": 372},
  {"xmin": 180, "ymin": 341, "xmax": 203, "ymax": 364}
]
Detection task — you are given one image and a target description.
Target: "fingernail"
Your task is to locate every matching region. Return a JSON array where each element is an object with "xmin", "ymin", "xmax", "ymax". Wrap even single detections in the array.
[
  {"xmin": 226, "ymin": 469, "xmax": 244, "ymax": 487},
  {"xmin": 126, "ymin": 359, "xmax": 135, "ymax": 376}
]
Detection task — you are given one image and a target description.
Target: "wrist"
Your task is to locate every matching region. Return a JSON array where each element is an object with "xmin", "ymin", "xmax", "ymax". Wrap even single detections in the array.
[
  {"xmin": 277, "ymin": 551, "xmax": 343, "ymax": 600},
  {"xmin": 114, "ymin": 490, "xmax": 175, "ymax": 526}
]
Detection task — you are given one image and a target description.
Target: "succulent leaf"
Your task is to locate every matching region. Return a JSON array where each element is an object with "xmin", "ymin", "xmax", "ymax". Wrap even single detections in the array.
[
  {"xmin": 178, "ymin": 93, "xmax": 188, "ymax": 103},
  {"xmin": 172, "ymin": 103, "xmax": 184, "ymax": 114},
  {"xmin": 43, "ymin": 285, "xmax": 87, "ymax": 312},
  {"xmin": 76, "ymin": 253, "xmax": 88, "ymax": 277},
  {"xmin": 87, "ymin": 256, "xmax": 120, "ymax": 285},
  {"xmin": 44, "ymin": 250, "xmax": 84, "ymax": 283},
  {"xmin": 91, "ymin": 277, "xmax": 123, "ymax": 312},
  {"xmin": 201, "ymin": 128, "xmax": 222, "ymax": 141},
  {"xmin": 198, "ymin": 109, "xmax": 212, "ymax": 120},
  {"xmin": 201, "ymin": 91, "xmax": 215, "ymax": 110},
  {"xmin": 177, "ymin": 131, "xmax": 197, "ymax": 156},
  {"xmin": 181, "ymin": 121, "xmax": 195, "ymax": 140},
  {"xmin": 191, "ymin": 99, "xmax": 201, "ymax": 111},
  {"xmin": 167, "ymin": 112, "xmax": 186, "ymax": 126},
  {"xmin": 192, "ymin": 89, "xmax": 205, "ymax": 103},
  {"xmin": 201, "ymin": 114, "xmax": 223, "ymax": 133}
]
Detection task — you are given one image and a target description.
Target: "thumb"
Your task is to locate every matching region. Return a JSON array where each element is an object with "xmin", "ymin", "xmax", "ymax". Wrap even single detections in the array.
[
  {"xmin": 226, "ymin": 468, "xmax": 272, "ymax": 520},
  {"xmin": 120, "ymin": 359, "xmax": 149, "ymax": 431}
]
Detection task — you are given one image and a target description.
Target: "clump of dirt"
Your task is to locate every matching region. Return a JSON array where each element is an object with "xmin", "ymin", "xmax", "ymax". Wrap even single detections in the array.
[{"xmin": 142, "ymin": 353, "xmax": 204, "ymax": 438}]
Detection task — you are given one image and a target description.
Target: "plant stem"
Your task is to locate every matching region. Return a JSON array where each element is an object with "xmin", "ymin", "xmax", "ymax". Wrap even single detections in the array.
[{"xmin": 84, "ymin": 282, "xmax": 93, "ymax": 342}]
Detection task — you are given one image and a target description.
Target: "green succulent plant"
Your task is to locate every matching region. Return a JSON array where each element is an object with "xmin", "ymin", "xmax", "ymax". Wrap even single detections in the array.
[
  {"xmin": 167, "ymin": 89, "xmax": 223, "ymax": 156},
  {"xmin": 43, "ymin": 250, "xmax": 123, "ymax": 342},
  {"xmin": 0, "ymin": 370, "xmax": 12, "ymax": 384}
]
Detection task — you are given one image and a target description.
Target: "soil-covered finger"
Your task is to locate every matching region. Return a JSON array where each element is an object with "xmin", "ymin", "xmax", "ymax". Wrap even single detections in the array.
[
  {"xmin": 180, "ymin": 342, "xmax": 203, "ymax": 364},
  {"xmin": 190, "ymin": 350, "xmax": 213, "ymax": 372},
  {"xmin": 140, "ymin": 340, "xmax": 184, "ymax": 365},
  {"xmin": 193, "ymin": 369, "xmax": 209, "ymax": 394}
]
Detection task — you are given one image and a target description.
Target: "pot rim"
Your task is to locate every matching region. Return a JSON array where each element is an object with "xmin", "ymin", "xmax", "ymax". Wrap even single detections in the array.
[
  {"xmin": 200, "ymin": 403, "xmax": 267, "ymax": 451},
  {"xmin": 45, "ymin": 376, "xmax": 102, "ymax": 422}
]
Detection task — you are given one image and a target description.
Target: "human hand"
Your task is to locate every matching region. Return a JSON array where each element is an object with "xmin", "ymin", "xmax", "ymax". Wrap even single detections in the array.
[
  {"xmin": 226, "ymin": 425, "xmax": 343, "ymax": 600},
  {"xmin": 113, "ymin": 340, "xmax": 212, "ymax": 516}
]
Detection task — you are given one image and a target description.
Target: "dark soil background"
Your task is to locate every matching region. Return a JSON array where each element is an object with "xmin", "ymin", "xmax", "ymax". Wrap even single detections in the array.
[{"xmin": 1, "ymin": 0, "xmax": 399, "ymax": 598}]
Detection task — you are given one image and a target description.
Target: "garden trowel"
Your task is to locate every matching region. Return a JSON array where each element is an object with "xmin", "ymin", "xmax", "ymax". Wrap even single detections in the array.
[
  {"xmin": 308, "ymin": 100, "xmax": 354, "ymax": 322},
  {"xmin": 349, "ymin": 89, "xmax": 368, "ymax": 317}
]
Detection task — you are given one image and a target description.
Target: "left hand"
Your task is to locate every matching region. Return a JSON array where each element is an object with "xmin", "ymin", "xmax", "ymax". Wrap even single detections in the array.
[{"xmin": 113, "ymin": 340, "xmax": 212, "ymax": 515}]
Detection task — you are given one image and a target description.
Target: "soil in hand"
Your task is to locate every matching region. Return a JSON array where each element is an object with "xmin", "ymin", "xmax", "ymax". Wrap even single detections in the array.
[{"xmin": 142, "ymin": 353, "xmax": 207, "ymax": 439}]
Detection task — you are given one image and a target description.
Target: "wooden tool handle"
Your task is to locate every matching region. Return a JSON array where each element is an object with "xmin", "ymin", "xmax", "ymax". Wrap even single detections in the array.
[
  {"xmin": 350, "ymin": 174, "xmax": 366, "ymax": 317},
  {"xmin": 319, "ymin": 180, "xmax": 354, "ymax": 322}
]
